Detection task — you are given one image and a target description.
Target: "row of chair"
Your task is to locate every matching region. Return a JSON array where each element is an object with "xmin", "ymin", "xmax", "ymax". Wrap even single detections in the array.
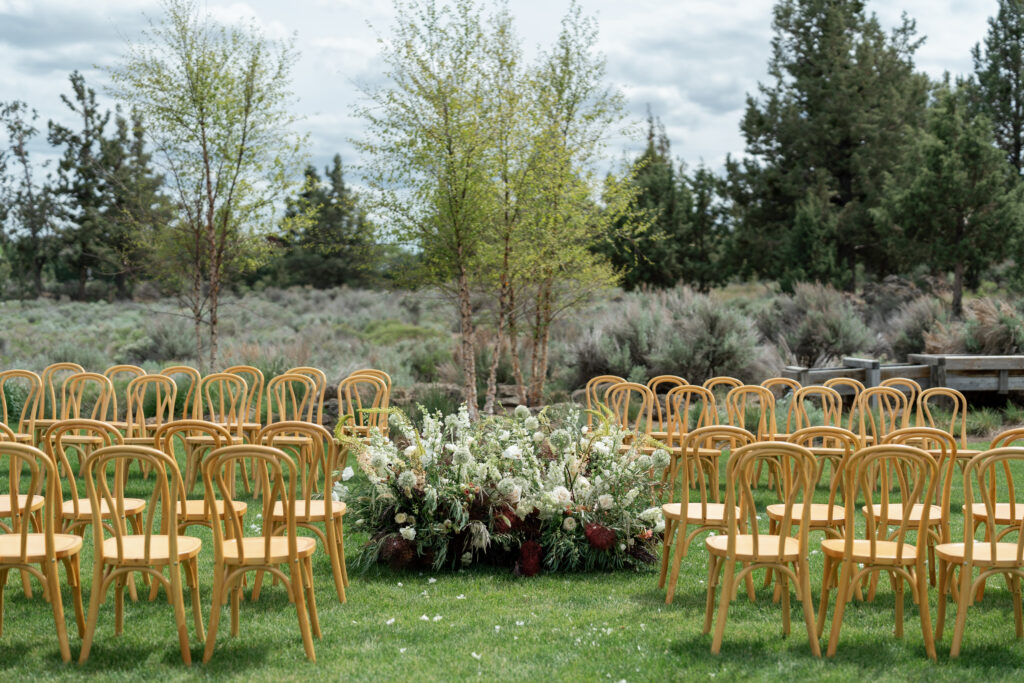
[
  {"xmin": 656, "ymin": 423, "xmax": 1024, "ymax": 658},
  {"xmin": 0, "ymin": 363, "xmax": 393, "ymax": 445},
  {"xmin": 0, "ymin": 419, "xmax": 346, "ymax": 664}
]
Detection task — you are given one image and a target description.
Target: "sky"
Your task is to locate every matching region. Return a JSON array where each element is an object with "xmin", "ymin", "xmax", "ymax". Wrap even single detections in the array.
[{"xmin": 0, "ymin": 0, "xmax": 996, "ymax": 179}]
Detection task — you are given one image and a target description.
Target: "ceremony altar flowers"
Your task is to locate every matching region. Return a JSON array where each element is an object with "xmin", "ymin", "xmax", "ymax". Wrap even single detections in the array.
[{"xmin": 336, "ymin": 404, "xmax": 668, "ymax": 574}]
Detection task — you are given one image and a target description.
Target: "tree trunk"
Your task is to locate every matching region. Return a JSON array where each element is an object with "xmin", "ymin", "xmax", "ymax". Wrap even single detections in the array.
[
  {"xmin": 527, "ymin": 282, "xmax": 551, "ymax": 406},
  {"xmin": 208, "ymin": 261, "xmax": 220, "ymax": 371},
  {"xmin": 508, "ymin": 287, "xmax": 528, "ymax": 405},
  {"xmin": 483, "ymin": 243, "xmax": 512, "ymax": 414},
  {"xmin": 952, "ymin": 260, "xmax": 964, "ymax": 319},
  {"xmin": 456, "ymin": 265, "xmax": 478, "ymax": 419}
]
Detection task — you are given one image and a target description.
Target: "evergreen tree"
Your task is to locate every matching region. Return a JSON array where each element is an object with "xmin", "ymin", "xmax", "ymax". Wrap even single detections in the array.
[
  {"xmin": 682, "ymin": 163, "xmax": 729, "ymax": 292},
  {"xmin": 271, "ymin": 154, "xmax": 378, "ymax": 287},
  {"xmin": 878, "ymin": 79, "xmax": 1023, "ymax": 317},
  {"xmin": 729, "ymin": 0, "xmax": 928, "ymax": 290},
  {"xmin": 972, "ymin": 0, "xmax": 1024, "ymax": 174}
]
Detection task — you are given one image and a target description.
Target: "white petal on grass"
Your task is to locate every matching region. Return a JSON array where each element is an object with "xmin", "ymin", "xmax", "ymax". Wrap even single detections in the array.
[
  {"xmin": 428, "ymin": 577, "xmax": 437, "ymax": 584},
  {"xmin": 385, "ymin": 618, "xmax": 395, "ymax": 625},
  {"xmin": 399, "ymin": 647, "xmax": 407, "ymax": 654},
  {"xmin": 420, "ymin": 614, "xmax": 430, "ymax": 621},
  {"xmin": 433, "ymin": 615, "xmax": 442, "ymax": 622},
  {"xmin": 471, "ymin": 652, "xmax": 482, "ymax": 660},
  {"xmin": 516, "ymin": 621, "xmax": 524, "ymax": 626},
  {"xmin": 456, "ymin": 594, "xmax": 466, "ymax": 600}
]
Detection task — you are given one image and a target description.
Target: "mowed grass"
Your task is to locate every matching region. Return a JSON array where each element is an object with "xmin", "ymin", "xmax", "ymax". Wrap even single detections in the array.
[{"xmin": 2, "ymin": 441, "xmax": 1024, "ymax": 682}]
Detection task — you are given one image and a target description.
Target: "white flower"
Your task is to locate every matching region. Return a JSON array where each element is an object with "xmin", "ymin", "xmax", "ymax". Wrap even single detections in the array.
[
  {"xmin": 428, "ymin": 577, "xmax": 437, "ymax": 584},
  {"xmin": 332, "ymin": 483, "xmax": 349, "ymax": 501},
  {"xmin": 593, "ymin": 441, "xmax": 610, "ymax": 456},
  {"xmin": 509, "ymin": 485, "xmax": 522, "ymax": 504},
  {"xmin": 618, "ymin": 543, "xmax": 626, "ymax": 551},
  {"xmin": 498, "ymin": 430, "xmax": 511, "ymax": 442},
  {"xmin": 597, "ymin": 494, "xmax": 614, "ymax": 510},
  {"xmin": 563, "ymin": 517, "xmax": 577, "ymax": 532},
  {"xmin": 639, "ymin": 507, "xmax": 662, "ymax": 523},
  {"xmin": 386, "ymin": 618, "xmax": 395, "ymax": 625},
  {"xmin": 461, "ymin": 551, "xmax": 473, "ymax": 566},
  {"xmin": 453, "ymin": 446, "xmax": 473, "ymax": 466},
  {"xmin": 404, "ymin": 445, "xmax": 417, "ymax": 458},
  {"xmin": 496, "ymin": 477, "xmax": 517, "ymax": 497},
  {"xmin": 636, "ymin": 455, "xmax": 652, "ymax": 470},
  {"xmin": 398, "ymin": 470, "xmax": 417, "ymax": 489},
  {"xmin": 400, "ymin": 526, "xmax": 416, "ymax": 541},
  {"xmin": 341, "ymin": 466, "xmax": 355, "ymax": 481},
  {"xmin": 524, "ymin": 416, "xmax": 539, "ymax": 431},
  {"xmin": 533, "ymin": 431, "xmax": 545, "ymax": 443},
  {"xmin": 581, "ymin": 426, "xmax": 589, "ymax": 434},
  {"xmin": 420, "ymin": 452, "xmax": 434, "ymax": 467},
  {"xmin": 433, "ymin": 614, "xmax": 442, "ymax": 621},
  {"xmin": 369, "ymin": 452, "xmax": 389, "ymax": 470},
  {"xmin": 514, "ymin": 405, "xmax": 531, "ymax": 419},
  {"xmin": 502, "ymin": 444, "xmax": 522, "ymax": 459},
  {"xmin": 624, "ymin": 488, "xmax": 639, "ymax": 504},
  {"xmin": 655, "ymin": 520, "xmax": 665, "ymax": 533},
  {"xmin": 395, "ymin": 512, "xmax": 408, "ymax": 524},
  {"xmin": 552, "ymin": 486, "xmax": 572, "ymax": 506},
  {"xmin": 471, "ymin": 652, "xmax": 482, "ymax": 660},
  {"xmin": 420, "ymin": 614, "xmax": 429, "ymax": 621},
  {"xmin": 456, "ymin": 594, "xmax": 466, "ymax": 600},
  {"xmin": 652, "ymin": 449, "xmax": 671, "ymax": 469}
]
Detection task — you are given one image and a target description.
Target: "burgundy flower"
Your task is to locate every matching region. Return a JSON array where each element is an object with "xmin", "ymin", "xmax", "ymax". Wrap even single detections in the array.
[
  {"xmin": 492, "ymin": 504, "xmax": 517, "ymax": 533},
  {"xmin": 518, "ymin": 540, "xmax": 542, "ymax": 577},
  {"xmin": 584, "ymin": 523, "xmax": 616, "ymax": 551},
  {"xmin": 380, "ymin": 535, "xmax": 415, "ymax": 570}
]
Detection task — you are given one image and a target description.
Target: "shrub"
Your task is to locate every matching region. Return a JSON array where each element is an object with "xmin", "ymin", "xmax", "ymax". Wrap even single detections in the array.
[
  {"xmin": 885, "ymin": 297, "xmax": 945, "ymax": 361},
  {"xmin": 966, "ymin": 407, "xmax": 1002, "ymax": 437}
]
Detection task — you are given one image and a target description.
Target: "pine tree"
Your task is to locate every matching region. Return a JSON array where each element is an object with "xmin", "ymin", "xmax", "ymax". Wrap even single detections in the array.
[{"xmin": 972, "ymin": 0, "xmax": 1024, "ymax": 174}]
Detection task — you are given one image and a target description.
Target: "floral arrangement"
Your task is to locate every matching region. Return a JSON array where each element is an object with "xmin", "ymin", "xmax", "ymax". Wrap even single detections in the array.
[{"xmin": 335, "ymin": 404, "xmax": 669, "ymax": 575}]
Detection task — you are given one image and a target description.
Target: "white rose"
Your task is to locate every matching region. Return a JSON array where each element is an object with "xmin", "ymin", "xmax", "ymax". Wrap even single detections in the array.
[
  {"xmin": 400, "ymin": 526, "xmax": 416, "ymax": 541},
  {"xmin": 404, "ymin": 445, "xmax": 417, "ymax": 457},
  {"xmin": 395, "ymin": 512, "xmax": 408, "ymax": 524},
  {"xmin": 597, "ymin": 494, "xmax": 614, "ymax": 510},
  {"xmin": 552, "ymin": 486, "xmax": 572, "ymax": 506},
  {"xmin": 581, "ymin": 426, "xmax": 589, "ymax": 434},
  {"xmin": 341, "ymin": 466, "xmax": 355, "ymax": 481},
  {"xmin": 498, "ymin": 430, "xmax": 511, "ymax": 442},
  {"xmin": 502, "ymin": 444, "xmax": 522, "ymax": 459},
  {"xmin": 562, "ymin": 516, "xmax": 577, "ymax": 532},
  {"xmin": 509, "ymin": 485, "xmax": 522, "ymax": 504},
  {"xmin": 514, "ymin": 405, "xmax": 531, "ymax": 419},
  {"xmin": 524, "ymin": 416, "xmax": 539, "ymax": 431},
  {"xmin": 533, "ymin": 431, "xmax": 545, "ymax": 443}
]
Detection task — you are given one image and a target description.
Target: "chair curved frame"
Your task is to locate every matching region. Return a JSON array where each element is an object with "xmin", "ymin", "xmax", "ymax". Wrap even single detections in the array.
[
  {"xmin": 160, "ymin": 366, "xmax": 202, "ymax": 421},
  {"xmin": 287, "ymin": 367, "xmax": 328, "ymax": 425},
  {"xmin": 793, "ymin": 385, "xmax": 843, "ymax": 431},
  {"xmin": 124, "ymin": 375, "xmax": 178, "ymax": 442},
  {"xmin": 61, "ymin": 372, "xmax": 116, "ymax": 422},
  {"xmin": 647, "ymin": 376, "xmax": 687, "ymax": 436},
  {"xmin": 0, "ymin": 370, "xmax": 42, "ymax": 443},
  {"xmin": 266, "ymin": 373, "xmax": 317, "ymax": 425},
  {"xmin": 584, "ymin": 375, "xmax": 624, "ymax": 426},
  {"xmin": 603, "ymin": 381, "xmax": 655, "ymax": 438},
  {"xmin": 848, "ymin": 386, "xmax": 909, "ymax": 444},
  {"xmin": 917, "ymin": 386, "xmax": 970, "ymax": 450}
]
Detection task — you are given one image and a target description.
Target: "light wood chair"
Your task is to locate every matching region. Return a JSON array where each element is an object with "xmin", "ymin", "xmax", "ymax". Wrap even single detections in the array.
[
  {"xmin": 336, "ymin": 374, "xmax": 389, "ymax": 441},
  {"xmin": 78, "ymin": 445, "xmax": 203, "ymax": 665},
  {"xmin": 123, "ymin": 374, "xmax": 178, "ymax": 446},
  {"xmin": 761, "ymin": 377, "xmax": 801, "ymax": 440},
  {"xmin": 817, "ymin": 444, "xmax": 938, "ymax": 659},
  {"xmin": 0, "ymin": 442, "xmax": 85, "ymax": 662},
  {"xmin": 660, "ymin": 425, "xmax": 756, "ymax": 604},
  {"xmin": 848, "ymin": 385, "xmax": 909, "ymax": 446},
  {"xmin": 660, "ymin": 385, "xmax": 718, "ymax": 494},
  {"xmin": 287, "ymin": 367, "xmax": 328, "ymax": 425},
  {"xmin": 202, "ymin": 445, "xmax": 320, "ymax": 663},
  {"xmin": 880, "ymin": 377, "xmax": 922, "ymax": 428},
  {"xmin": 724, "ymin": 385, "xmax": 777, "ymax": 441},
  {"xmin": 603, "ymin": 382, "xmax": 655, "ymax": 446},
  {"xmin": 823, "ymin": 377, "xmax": 864, "ymax": 426},
  {"xmin": 702, "ymin": 376, "xmax": 743, "ymax": 423},
  {"xmin": 224, "ymin": 365, "xmax": 264, "ymax": 443},
  {"xmin": 646, "ymin": 375, "xmax": 687, "ymax": 441},
  {"xmin": 61, "ymin": 372, "xmax": 116, "ymax": 422},
  {"xmin": 935, "ymin": 447, "xmax": 1024, "ymax": 656},
  {"xmin": 793, "ymin": 385, "xmax": 844, "ymax": 430},
  {"xmin": 0, "ymin": 370, "xmax": 41, "ymax": 444},
  {"xmin": 193, "ymin": 373, "xmax": 249, "ymax": 493},
  {"xmin": 103, "ymin": 364, "xmax": 146, "ymax": 431},
  {"xmin": 160, "ymin": 366, "xmax": 202, "ymax": 421},
  {"xmin": 258, "ymin": 421, "xmax": 348, "ymax": 603},
  {"xmin": 33, "ymin": 362, "xmax": 85, "ymax": 442},
  {"xmin": 704, "ymin": 442, "xmax": 821, "ymax": 656},
  {"xmin": 918, "ymin": 386, "xmax": 979, "ymax": 456},
  {"xmin": 266, "ymin": 373, "xmax": 317, "ymax": 425},
  {"xmin": 584, "ymin": 375, "xmax": 624, "ymax": 427}
]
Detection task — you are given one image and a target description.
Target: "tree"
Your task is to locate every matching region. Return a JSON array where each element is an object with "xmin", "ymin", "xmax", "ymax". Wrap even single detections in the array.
[
  {"xmin": 972, "ymin": 0, "xmax": 1024, "ymax": 174},
  {"xmin": 266, "ymin": 154, "xmax": 378, "ymax": 288},
  {"xmin": 0, "ymin": 101, "xmax": 58, "ymax": 297},
  {"xmin": 107, "ymin": 0, "xmax": 306, "ymax": 369},
  {"xmin": 356, "ymin": 0, "xmax": 500, "ymax": 417},
  {"xmin": 729, "ymin": 0, "xmax": 929, "ymax": 290},
  {"xmin": 877, "ymin": 79, "xmax": 1023, "ymax": 317}
]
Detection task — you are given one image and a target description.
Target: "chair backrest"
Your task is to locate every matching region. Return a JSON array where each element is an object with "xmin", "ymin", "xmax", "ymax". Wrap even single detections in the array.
[
  {"xmin": 880, "ymin": 377, "xmax": 922, "ymax": 426},
  {"xmin": 822, "ymin": 376, "xmax": 865, "ymax": 405},
  {"xmin": 61, "ymin": 372, "xmax": 116, "ymax": 422},
  {"xmin": 723, "ymin": 442, "xmax": 818, "ymax": 562},
  {"xmin": 603, "ymin": 382, "xmax": 655, "ymax": 436},
  {"xmin": 848, "ymin": 386, "xmax": 908, "ymax": 442},
  {"xmin": 725, "ymin": 385, "xmax": 777, "ymax": 440},
  {"xmin": 84, "ymin": 445, "xmax": 185, "ymax": 568},
  {"xmin": 258, "ymin": 421, "xmax": 342, "ymax": 522},
  {"xmin": 44, "ymin": 419, "xmax": 124, "ymax": 518},
  {"xmin": 197, "ymin": 373, "xmax": 248, "ymax": 438},
  {"xmin": 981, "ymin": 429, "xmax": 1024, "ymax": 528},
  {"xmin": 671, "ymin": 425, "xmax": 756, "ymax": 506},
  {"xmin": 788, "ymin": 426, "xmax": 860, "ymax": 519},
  {"xmin": 839, "ymin": 444, "xmax": 938, "ymax": 565},
  {"xmin": 287, "ymin": 367, "xmax": 328, "ymax": 425},
  {"xmin": 882, "ymin": 426, "xmax": 960, "ymax": 542},
  {"xmin": 0, "ymin": 423, "xmax": 16, "ymax": 441},
  {"xmin": 154, "ymin": 419, "xmax": 233, "ymax": 458},
  {"xmin": 349, "ymin": 368, "xmax": 392, "ymax": 392},
  {"xmin": 585, "ymin": 375, "xmax": 624, "ymax": 426},
  {"xmin": 103, "ymin": 364, "xmax": 146, "ymax": 421},
  {"xmin": 646, "ymin": 375, "xmax": 687, "ymax": 433},
  {"xmin": 917, "ymin": 386, "xmax": 969, "ymax": 449},
  {"xmin": 664, "ymin": 385, "xmax": 718, "ymax": 450},
  {"xmin": 348, "ymin": 369, "xmax": 391, "ymax": 432},
  {"xmin": 337, "ymin": 374, "xmax": 389, "ymax": 434},
  {"xmin": 793, "ymin": 385, "xmax": 843, "ymax": 430},
  {"xmin": 124, "ymin": 375, "xmax": 178, "ymax": 440},
  {"xmin": 762, "ymin": 377, "xmax": 801, "ymax": 434},
  {"xmin": 266, "ymin": 373, "xmax": 317, "ymax": 425},
  {"xmin": 39, "ymin": 362, "xmax": 85, "ymax": 421},
  {"xmin": 0, "ymin": 442, "xmax": 58, "ymax": 561},
  {"xmin": 204, "ymin": 445, "xmax": 299, "ymax": 564},
  {"xmin": 159, "ymin": 365, "xmax": 202, "ymax": 420},
  {"xmin": 960, "ymin": 448, "xmax": 1024, "ymax": 566},
  {"xmin": 224, "ymin": 365, "xmax": 265, "ymax": 424},
  {"xmin": 0, "ymin": 369, "xmax": 42, "ymax": 436}
]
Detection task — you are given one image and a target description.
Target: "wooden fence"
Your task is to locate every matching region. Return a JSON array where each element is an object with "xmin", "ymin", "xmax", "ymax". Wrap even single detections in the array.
[{"xmin": 781, "ymin": 354, "xmax": 1024, "ymax": 395}]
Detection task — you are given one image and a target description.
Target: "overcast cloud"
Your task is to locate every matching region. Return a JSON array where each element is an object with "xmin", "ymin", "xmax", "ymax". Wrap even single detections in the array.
[{"xmin": 0, "ymin": 0, "xmax": 995, "ymax": 178}]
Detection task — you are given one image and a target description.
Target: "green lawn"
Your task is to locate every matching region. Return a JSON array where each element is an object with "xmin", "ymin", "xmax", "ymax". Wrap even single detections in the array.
[{"xmin": 2, "ymin": 441, "xmax": 1024, "ymax": 682}]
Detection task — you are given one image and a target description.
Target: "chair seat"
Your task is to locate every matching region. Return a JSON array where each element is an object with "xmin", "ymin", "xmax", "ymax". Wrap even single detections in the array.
[
  {"xmin": 269, "ymin": 500, "xmax": 346, "ymax": 521},
  {"xmin": 935, "ymin": 541, "xmax": 1024, "ymax": 567},
  {"xmin": 180, "ymin": 499, "xmax": 247, "ymax": 521},
  {"xmin": 765, "ymin": 502, "xmax": 844, "ymax": 525},
  {"xmin": 184, "ymin": 435, "xmax": 244, "ymax": 446},
  {"xmin": 222, "ymin": 536, "xmax": 316, "ymax": 564},
  {"xmin": 123, "ymin": 436, "xmax": 157, "ymax": 447},
  {"xmin": 806, "ymin": 446, "xmax": 848, "ymax": 458},
  {"xmin": 821, "ymin": 538, "xmax": 918, "ymax": 564},
  {"xmin": 0, "ymin": 493, "xmax": 45, "ymax": 516},
  {"xmin": 0, "ymin": 533, "xmax": 82, "ymax": 562},
  {"xmin": 661, "ymin": 502, "xmax": 737, "ymax": 523},
  {"xmin": 864, "ymin": 503, "xmax": 941, "ymax": 525},
  {"xmin": 100, "ymin": 535, "xmax": 202, "ymax": 565},
  {"xmin": 966, "ymin": 502, "xmax": 1024, "ymax": 525},
  {"xmin": 12, "ymin": 432, "xmax": 33, "ymax": 444},
  {"xmin": 62, "ymin": 497, "xmax": 146, "ymax": 519},
  {"xmin": 260, "ymin": 435, "xmax": 313, "ymax": 447},
  {"xmin": 706, "ymin": 534, "xmax": 800, "ymax": 561}
]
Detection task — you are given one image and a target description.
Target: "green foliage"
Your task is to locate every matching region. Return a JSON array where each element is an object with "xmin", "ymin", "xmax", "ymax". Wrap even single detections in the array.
[
  {"xmin": 966, "ymin": 406, "xmax": 1003, "ymax": 436},
  {"xmin": 885, "ymin": 296, "xmax": 946, "ymax": 361},
  {"xmin": 972, "ymin": 0, "xmax": 1024, "ymax": 174},
  {"xmin": 361, "ymin": 319, "xmax": 443, "ymax": 345}
]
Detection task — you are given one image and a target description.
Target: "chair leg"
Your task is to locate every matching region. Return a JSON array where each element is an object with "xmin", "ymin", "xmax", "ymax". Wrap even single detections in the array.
[
  {"xmin": 1011, "ymin": 574, "xmax": 1023, "ymax": 639},
  {"xmin": 79, "ymin": 568, "xmax": 110, "ymax": 664},
  {"xmin": 114, "ymin": 574, "xmax": 126, "ymax": 636},
  {"xmin": 703, "ymin": 555, "xmax": 721, "ymax": 635},
  {"xmin": 797, "ymin": 558, "xmax": 821, "ymax": 657},
  {"xmin": 665, "ymin": 523, "xmax": 688, "ymax": 605},
  {"xmin": 763, "ymin": 519, "xmax": 777, "ymax": 591},
  {"xmin": 658, "ymin": 518, "xmax": 675, "ymax": 590},
  {"xmin": 951, "ymin": 561, "xmax": 973, "ymax": 658},
  {"xmin": 44, "ymin": 560, "xmax": 71, "ymax": 663},
  {"xmin": 187, "ymin": 559, "xmax": 205, "ymax": 643},
  {"xmin": 63, "ymin": 556, "xmax": 85, "ymax": 638},
  {"xmin": 711, "ymin": 558, "xmax": 736, "ymax": 654},
  {"xmin": 303, "ymin": 557, "xmax": 321, "ymax": 638},
  {"xmin": 289, "ymin": 559, "xmax": 316, "ymax": 662},
  {"xmin": 230, "ymin": 576, "xmax": 242, "ymax": 637},
  {"xmin": 170, "ymin": 563, "xmax": 192, "ymax": 665},
  {"xmin": 326, "ymin": 519, "xmax": 346, "ymax": 603},
  {"xmin": 893, "ymin": 571, "xmax": 904, "ymax": 639},
  {"xmin": 826, "ymin": 560, "xmax": 853, "ymax": 657},
  {"xmin": 337, "ymin": 521, "xmax": 349, "ymax": 588},
  {"xmin": 917, "ymin": 563, "xmax": 936, "ymax": 660},
  {"xmin": 0, "ymin": 568, "xmax": 7, "ymax": 637},
  {"xmin": 780, "ymin": 569, "xmax": 791, "ymax": 636},
  {"xmin": 816, "ymin": 556, "xmax": 833, "ymax": 639},
  {"xmin": 935, "ymin": 559, "xmax": 949, "ymax": 641},
  {"xmin": 203, "ymin": 565, "xmax": 226, "ymax": 664}
]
